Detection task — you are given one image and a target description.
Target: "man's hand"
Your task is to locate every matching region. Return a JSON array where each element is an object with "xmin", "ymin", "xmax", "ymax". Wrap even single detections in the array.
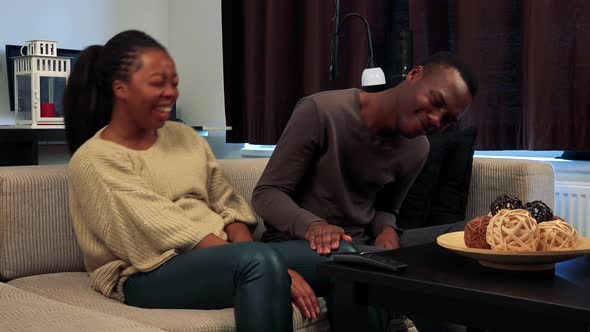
[
  {"xmin": 374, "ymin": 226, "xmax": 400, "ymax": 250},
  {"xmin": 224, "ymin": 222, "xmax": 253, "ymax": 243},
  {"xmin": 288, "ymin": 269, "xmax": 320, "ymax": 320},
  {"xmin": 304, "ymin": 221, "xmax": 353, "ymax": 255}
]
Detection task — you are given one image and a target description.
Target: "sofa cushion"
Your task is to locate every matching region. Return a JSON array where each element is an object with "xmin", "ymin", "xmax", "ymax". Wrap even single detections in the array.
[
  {"xmin": 0, "ymin": 282, "xmax": 164, "ymax": 331},
  {"xmin": 218, "ymin": 158, "xmax": 270, "ymax": 240},
  {"xmin": 8, "ymin": 272, "xmax": 330, "ymax": 332},
  {"xmin": 428, "ymin": 127, "xmax": 478, "ymax": 226},
  {"xmin": 398, "ymin": 127, "xmax": 477, "ymax": 229},
  {"xmin": 395, "ymin": 129, "xmax": 453, "ymax": 229},
  {"xmin": 0, "ymin": 166, "xmax": 84, "ymax": 281}
]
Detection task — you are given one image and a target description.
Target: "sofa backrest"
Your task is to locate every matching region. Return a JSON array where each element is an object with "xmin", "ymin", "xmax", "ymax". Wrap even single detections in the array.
[
  {"xmin": 0, "ymin": 156, "xmax": 554, "ymax": 281},
  {"xmin": 0, "ymin": 159, "xmax": 271, "ymax": 281}
]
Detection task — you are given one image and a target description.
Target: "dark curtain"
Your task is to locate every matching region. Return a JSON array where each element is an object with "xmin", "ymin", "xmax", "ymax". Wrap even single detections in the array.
[
  {"xmin": 521, "ymin": 0, "xmax": 590, "ymax": 150},
  {"xmin": 411, "ymin": 0, "xmax": 590, "ymax": 150},
  {"xmin": 222, "ymin": 0, "xmax": 395, "ymax": 144}
]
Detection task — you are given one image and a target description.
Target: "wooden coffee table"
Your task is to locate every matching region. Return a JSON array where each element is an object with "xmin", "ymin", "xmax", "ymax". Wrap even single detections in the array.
[{"xmin": 318, "ymin": 243, "xmax": 590, "ymax": 331}]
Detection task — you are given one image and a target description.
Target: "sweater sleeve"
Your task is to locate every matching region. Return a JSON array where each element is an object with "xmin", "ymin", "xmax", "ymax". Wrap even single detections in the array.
[
  {"xmin": 252, "ymin": 98, "xmax": 325, "ymax": 239},
  {"xmin": 201, "ymin": 137, "xmax": 257, "ymax": 226},
  {"xmin": 68, "ymin": 149, "xmax": 224, "ymax": 272}
]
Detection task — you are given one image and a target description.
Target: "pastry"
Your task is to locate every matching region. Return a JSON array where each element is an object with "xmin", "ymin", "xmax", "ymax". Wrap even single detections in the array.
[
  {"xmin": 464, "ymin": 215, "xmax": 492, "ymax": 249},
  {"xmin": 486, "ymin": 209, "xmax": 539, "ymax": 251},
  {"xmin": 537, "ymin": 220, "xmax": 578, "ymax": 250}
]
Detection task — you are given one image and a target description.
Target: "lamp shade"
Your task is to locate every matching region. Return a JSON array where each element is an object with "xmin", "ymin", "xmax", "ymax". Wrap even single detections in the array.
[{"xmin": 361, "ymin": 67, "xmax": 386, "ymax": 87}]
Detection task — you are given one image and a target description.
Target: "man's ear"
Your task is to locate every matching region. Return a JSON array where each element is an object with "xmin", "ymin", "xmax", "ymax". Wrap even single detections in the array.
[
  {"xmin": 406, "ymin": 65, "xmax": 423, "ymax": 83},
  {"xmin": 112, "ymin": 80, "xmax": 127, "ymax": 100}
]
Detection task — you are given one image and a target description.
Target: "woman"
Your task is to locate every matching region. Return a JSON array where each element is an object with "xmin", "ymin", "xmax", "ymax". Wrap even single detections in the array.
[{"xmin": 64, "ymin": 30, "xmax": 357, "ymax": 332}]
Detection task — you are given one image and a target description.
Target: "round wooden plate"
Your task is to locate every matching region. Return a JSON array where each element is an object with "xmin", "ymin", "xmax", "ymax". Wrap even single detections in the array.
[{"xmin": 436, "ymin": 231, "xmax": 590, "ymax": 270}]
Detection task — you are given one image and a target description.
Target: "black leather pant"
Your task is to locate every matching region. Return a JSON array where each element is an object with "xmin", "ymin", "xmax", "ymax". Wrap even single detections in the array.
[{"xmin": 124, "ymin": 240, "xmax": 358, "ymax": 332}]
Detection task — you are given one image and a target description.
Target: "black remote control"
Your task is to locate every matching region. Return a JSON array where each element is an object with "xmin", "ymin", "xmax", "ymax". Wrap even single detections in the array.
[{"xmin": 331, "ymin": 251, "xmax": 408, "ymax": 272}]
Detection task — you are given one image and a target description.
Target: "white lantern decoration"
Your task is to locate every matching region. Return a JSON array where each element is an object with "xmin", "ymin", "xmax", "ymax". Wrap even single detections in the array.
[{"xmin": 13, "ymin": 40, "xmax": 71, "ymax": 126}]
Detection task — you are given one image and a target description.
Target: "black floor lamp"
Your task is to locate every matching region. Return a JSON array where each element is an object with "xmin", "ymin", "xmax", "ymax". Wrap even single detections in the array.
[{"xmin": 328, "ymin": 0, "xmax": 386, "ymax": 90}]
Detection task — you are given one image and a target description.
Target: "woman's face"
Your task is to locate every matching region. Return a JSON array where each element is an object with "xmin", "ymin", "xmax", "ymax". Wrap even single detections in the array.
[{"xmin": 116, "ymin": 48, "xmax": 179, "ymax": 130}]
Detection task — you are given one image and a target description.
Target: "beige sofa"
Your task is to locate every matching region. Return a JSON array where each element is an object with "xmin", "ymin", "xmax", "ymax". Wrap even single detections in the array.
[{"xmin": 0, "ymin": 157, "xmax": 554, "ymax": 331}]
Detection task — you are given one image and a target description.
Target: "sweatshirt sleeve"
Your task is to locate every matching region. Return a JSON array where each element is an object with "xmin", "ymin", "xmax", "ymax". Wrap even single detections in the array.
[
  {"xmin": 68, "ymin": 149, "xmax": 224, "ymax": 272},
  {"xmin": 252, "ymin": 98, "xmax": 325, "ymax": 239},
  {"xmin": 371, "ymin": 142, "xmax": 429, "ymax": 236}
]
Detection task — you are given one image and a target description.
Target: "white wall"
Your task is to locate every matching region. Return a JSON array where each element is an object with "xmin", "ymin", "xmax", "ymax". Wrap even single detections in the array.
[
  {"xmin": 168, "ymin": 0, "xmax": 226, "ymax": 127},
  {"xmin": 0, "ymin": 0, "xmax": 169, "ymax": 124}
]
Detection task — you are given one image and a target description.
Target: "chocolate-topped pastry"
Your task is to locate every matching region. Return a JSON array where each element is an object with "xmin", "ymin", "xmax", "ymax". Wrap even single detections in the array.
[
  {"xmin": 464, "ymin": 215, "xmax": 492, "ymax": 249},
  {"xmin": 490, "ymin": 193, "xmax": 523, "ymax": 216},
  {"xmin": 525, "ymin": 200, "xmax": 553, "ymax": 222}
]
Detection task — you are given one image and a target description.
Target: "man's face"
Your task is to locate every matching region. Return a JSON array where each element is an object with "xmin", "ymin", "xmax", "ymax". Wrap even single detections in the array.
[{"xmin": 394, "ymin": 65, "xmax": 472, "ymax": 138}]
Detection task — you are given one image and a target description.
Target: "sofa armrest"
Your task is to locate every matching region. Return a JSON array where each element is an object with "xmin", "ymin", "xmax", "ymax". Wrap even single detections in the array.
[
  {"xmin": 466, "ymin": 157, "xmax": 555, "ymax": 220},
  {"xmin": 0, "ymin": 165, "xmax": 85, "ymax": 281}
]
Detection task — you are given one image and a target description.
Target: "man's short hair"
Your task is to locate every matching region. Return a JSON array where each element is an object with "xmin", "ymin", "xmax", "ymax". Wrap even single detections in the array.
[{"xmin": 420, "ymin": 52, "xmax": 478, "ymax": 98}]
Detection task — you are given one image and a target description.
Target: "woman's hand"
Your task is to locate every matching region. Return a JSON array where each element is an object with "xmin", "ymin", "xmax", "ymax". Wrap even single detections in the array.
[
  {"xmin": 288, "ymin": 269, "xmax": 320, "ymax": 320},
  {"xmin": 193, "ymin": 233, "xmax": 229, "ymax": 250},
  {"xmin": 224, "ymin": 222, "xmax": 253, "ymax": 243}
]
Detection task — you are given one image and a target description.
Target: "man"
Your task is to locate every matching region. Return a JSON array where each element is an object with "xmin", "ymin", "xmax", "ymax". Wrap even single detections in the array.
[{"xmin": 252, "ymin": 52, "xmax": 478, "ymax": 255}]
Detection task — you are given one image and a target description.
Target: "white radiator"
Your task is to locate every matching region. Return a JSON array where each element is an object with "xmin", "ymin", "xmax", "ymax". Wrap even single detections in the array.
[{"xmin": 554, "ymin": 181, "xmax": 590, "ymax": 237}]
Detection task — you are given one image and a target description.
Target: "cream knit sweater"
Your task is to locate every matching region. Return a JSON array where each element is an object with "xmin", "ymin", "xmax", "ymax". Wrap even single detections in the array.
[{"xmin": 67, "ymin": 121, "xmax": 257, "ymax": 301}]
